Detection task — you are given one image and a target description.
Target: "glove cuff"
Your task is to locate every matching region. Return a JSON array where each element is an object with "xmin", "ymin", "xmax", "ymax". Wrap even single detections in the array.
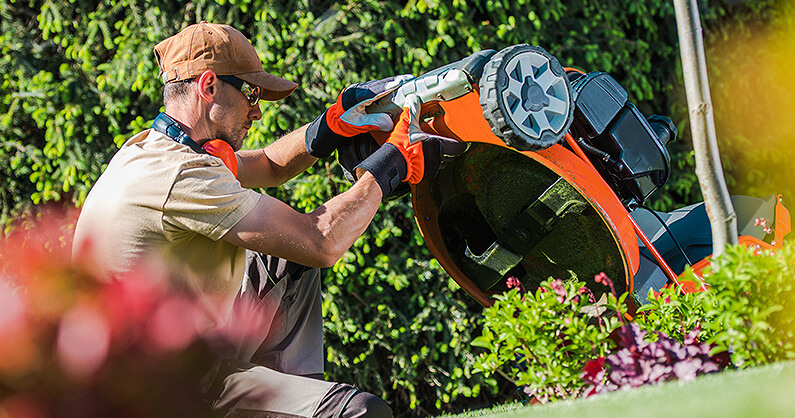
[
  {"xmin": 355, "ymin": 143, "xmax": 407, "ymax": 198},
  {"xmin": 305, "ymin": 110, "xmax": 346, "ymax": 158}
]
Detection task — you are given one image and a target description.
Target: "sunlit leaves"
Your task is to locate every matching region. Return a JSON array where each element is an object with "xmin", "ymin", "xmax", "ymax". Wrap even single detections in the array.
[
  {"xmin": 635, "ymin": 243, "xmax": 795, "ymax": 368},
  {"xmin": 472, "ymin": 278, "xmax": 621, "ymax": 402}
]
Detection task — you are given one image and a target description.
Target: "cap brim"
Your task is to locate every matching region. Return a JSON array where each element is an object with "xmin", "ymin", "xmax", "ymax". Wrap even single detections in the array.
[{"xmin": 238, "ymin": 71, "xmax": 298, "ymax": 101}]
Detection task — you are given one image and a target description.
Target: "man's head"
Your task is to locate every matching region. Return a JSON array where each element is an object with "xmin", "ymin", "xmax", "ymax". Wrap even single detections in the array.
[
  {"xmin": 155, "ymin": 22, "xmax": 297, "ymax": 101},
  {"xmin": 154, "ymin": 22, "xmax": 297, "ymax": 150}
]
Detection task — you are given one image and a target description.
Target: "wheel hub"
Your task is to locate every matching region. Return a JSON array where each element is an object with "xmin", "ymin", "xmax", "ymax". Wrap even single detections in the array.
[
  {"xmin": 521, "ymin": 77, "xmax": 549, "ymax": 112},
  {"xmin": 480, "ymin": 44, "xmax": 574, "ymax": 151}
]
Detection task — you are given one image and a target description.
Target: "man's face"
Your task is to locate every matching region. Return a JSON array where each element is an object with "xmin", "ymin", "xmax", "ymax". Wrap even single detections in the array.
[{"xmin": 209, "ymin": 80, "xmax": 262, "ymax": 151}]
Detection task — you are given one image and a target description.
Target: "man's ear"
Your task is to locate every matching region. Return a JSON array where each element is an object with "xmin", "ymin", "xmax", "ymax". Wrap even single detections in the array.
[{"xmin": 197, "ymin": 70, "xmax": 218, "ymax": 102}]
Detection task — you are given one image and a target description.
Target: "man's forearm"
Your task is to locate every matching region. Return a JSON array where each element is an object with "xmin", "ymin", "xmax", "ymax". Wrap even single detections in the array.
[
  {"xmin": 237, "ymin": 124, "xmax": 317, "ymax": 188},
  {"xmin": 305, "ymin": 171, "xmax": 383, "ymax": 265},
  {"xmin": 221, "ymin": 172, "xmax": 383, "ymax": 268}
]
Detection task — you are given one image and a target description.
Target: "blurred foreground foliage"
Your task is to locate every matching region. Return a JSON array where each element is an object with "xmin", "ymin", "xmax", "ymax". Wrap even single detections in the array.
[
  {"xmin": 0, "ymin": 207, "xmax": 217, "ymax": 417},
  {"xmin": 0, "ymin": 0, "xmax": 786, "ymax": 415}
]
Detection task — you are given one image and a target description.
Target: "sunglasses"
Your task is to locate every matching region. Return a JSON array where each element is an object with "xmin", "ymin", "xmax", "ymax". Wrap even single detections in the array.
[{"xmin": 218, "ymin": 75, "xmax": 261, "ymax": 107}]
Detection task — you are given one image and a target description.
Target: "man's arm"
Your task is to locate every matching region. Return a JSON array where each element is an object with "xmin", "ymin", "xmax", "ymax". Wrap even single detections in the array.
[
  {"xmin": 236, "ymin": 124, "xmax": 317, "ymax": 189},
  {"xmin": 236, "ymin": 75, "xmax": 411, "ymax": 189},
  {"xmin": 221, "ymin": 172, "xmax": 383, "ymax": 268}
]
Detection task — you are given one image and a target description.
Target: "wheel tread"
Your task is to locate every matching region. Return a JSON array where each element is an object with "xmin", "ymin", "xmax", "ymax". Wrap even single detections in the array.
[{"xmin": 479, "ymin": 44, "xmax": 572, "ymax": 152}]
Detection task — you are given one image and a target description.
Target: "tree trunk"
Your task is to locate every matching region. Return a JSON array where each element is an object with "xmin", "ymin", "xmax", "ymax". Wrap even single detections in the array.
[{"xmin": 673, "ymin": 0, "xmax": 738, "ymax": 255}]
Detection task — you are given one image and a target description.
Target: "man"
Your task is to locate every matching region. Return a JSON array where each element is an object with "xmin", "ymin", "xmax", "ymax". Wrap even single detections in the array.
[{"xmin": 72, "ymin": 22, "xmax": 461, "ymax": 417}]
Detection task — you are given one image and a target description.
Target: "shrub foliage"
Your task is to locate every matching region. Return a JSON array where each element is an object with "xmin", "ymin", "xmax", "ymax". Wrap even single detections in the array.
[
  {"xmin": 472, "ymin": 278, "xmax": 621, "ymax": 402},
  {"xmin": 474, "ymin": 243, "xmax": 795, "ymax": 403},
  {"xmin": 0, "ymin": 208, "xmax": 218, "ymax": 416},
  {"xmin": 636, "ymin": 243, "xmax": 795, "ymax": 368}
]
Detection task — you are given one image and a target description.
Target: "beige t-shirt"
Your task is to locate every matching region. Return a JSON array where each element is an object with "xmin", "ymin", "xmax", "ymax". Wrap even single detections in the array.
[{"xmin": 73, "ymin": 129, "xmax": 259, "ymax": 326}]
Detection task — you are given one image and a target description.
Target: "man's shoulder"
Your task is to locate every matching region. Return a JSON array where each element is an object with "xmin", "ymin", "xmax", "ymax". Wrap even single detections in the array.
[
  {"xmin": 88, "ymin": 129, "xmax": 232, "ymax": 209},
  {"xmin": 111, "ymin": 129, "xmax": 224, "ymax": 171}
]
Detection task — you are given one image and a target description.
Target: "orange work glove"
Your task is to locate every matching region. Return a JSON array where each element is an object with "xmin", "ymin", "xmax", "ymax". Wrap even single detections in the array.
[
  {"xmin": 304, "ymin": 75, "xmax": 413, "ymax": 158},
  {"xmin": 355, "ymin": 95, "xmax": 467, "ymax": 198},
  {"xmin": 385, "ymin": 106, "xmax": 424, "ymax": 184}
]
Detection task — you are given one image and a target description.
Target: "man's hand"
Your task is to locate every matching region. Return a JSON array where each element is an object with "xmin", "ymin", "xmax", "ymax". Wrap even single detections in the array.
[
  {"xmin": 355, "ymin": 94, "xmax": 467, "ymax": 198},
  {"xmin": 305, "ymin": 75, "xmax": 412, "ymax": 158}
]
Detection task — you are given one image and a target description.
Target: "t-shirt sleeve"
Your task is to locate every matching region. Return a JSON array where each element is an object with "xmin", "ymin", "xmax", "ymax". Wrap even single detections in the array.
[{"xmin": 162, "ymin": 162, "xmax": 259, "ymax": 241}]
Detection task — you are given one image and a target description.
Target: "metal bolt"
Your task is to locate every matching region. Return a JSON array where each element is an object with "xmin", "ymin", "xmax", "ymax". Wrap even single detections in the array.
[{"xmin": 515, "ymin": 227, "xmax": 532, "ymax": 241}]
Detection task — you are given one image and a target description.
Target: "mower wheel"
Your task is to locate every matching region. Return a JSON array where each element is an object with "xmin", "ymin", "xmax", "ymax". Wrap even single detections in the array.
[{"xmin": 479, "ymin": 44, "xmax": 573, "ymax": 151}]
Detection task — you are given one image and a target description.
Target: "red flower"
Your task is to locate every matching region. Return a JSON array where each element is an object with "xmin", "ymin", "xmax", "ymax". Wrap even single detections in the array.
[
  {"xmin": 57, "ymin": 304, "xmax": 111, "ymax": 380},
  {"xmin": 581, "ymin": 356, "xmax": 606, "ymax": 382}
]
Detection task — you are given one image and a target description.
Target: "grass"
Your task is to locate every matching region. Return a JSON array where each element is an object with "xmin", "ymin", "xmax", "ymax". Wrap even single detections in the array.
[{"xmin": 445, "ymin": 361, "xmax": 795, "ymax": 418}]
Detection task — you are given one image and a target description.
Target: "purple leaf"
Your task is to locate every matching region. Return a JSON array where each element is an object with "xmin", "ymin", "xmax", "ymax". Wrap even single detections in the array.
[
  {"xmin": 583, "ymin": 323, "xmax": 724, "ymax": 395},
  {"xmin": 673, "ymin": 359, "xmax": 702, "ymax": 381}
]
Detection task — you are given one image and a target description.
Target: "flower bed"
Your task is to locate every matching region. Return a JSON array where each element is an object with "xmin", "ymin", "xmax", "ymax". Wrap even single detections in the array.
[{"xmin": 472, "ymin": 242, "xmax": 795, "ymax": 403}]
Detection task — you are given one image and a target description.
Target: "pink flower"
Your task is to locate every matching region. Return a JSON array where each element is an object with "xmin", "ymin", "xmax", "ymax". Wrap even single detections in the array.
[
  {"xmin": 506, "ymin": 276, "xmax": 522, "ymax": 290},
  {"xmin": 594, "ymin": 272, "xmax": 616, "ymax": 293},
  {"xmin": 755, "ymin": 218, "xmax": 773, "ymax": 235},
  {"xmin": 57, "ymin": 304, "xmax": 111, "ymax": 380},
  {"xmin": 0, "ymin": 281, "xmax": 26, "ymax": 337},
  {"xmin": 594, "ymin": 272, "xmax": 608, "ymax": 285},
  {"xmin": 578, "ymin": 286, "xmax": 596, "ymax": 303},
  {"xmin": 548, "ymin": 279, "xmax": 567, "ymax": 303},
  {"xmin": 103, "ymin": 269, "xmax": 167, "ymax": 343},
  {"xmin": 146, "ymin": 296, "xmax": 201, "ymax": 353}
]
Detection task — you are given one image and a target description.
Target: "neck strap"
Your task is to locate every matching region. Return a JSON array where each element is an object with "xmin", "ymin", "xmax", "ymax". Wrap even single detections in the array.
[
  {"xmin": 152, "ymin": 113, "xmax": 206, "ymax": 154},
  {"xmin": 151, "ymin": 113, "xmax": 239, "ymax": 178}
]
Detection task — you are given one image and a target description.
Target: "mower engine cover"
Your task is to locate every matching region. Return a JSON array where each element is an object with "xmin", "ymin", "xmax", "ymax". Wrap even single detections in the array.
[{"xmin": 569, "ymin": 72, "xmax": 674, "ymax": 207}]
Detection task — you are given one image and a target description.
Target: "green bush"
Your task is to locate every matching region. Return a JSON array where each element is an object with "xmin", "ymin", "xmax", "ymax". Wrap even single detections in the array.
[
  {"xmin": 1, "ymin": 0, "xmax": 781, "ymax": 223},
  {"xmin": 472, "ymin": 278, "xmax": 621, "ymax": 402},
  {"xmin": 475, "ymin": 242, "xmax": 795, "ymax": 403},
  {"xmin": 636, "ymin": 243, "xmax": 795, "ymax": 368}
]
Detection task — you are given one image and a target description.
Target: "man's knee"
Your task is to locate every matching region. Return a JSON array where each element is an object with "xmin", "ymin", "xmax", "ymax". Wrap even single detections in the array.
[
  {"xmin": 316, "ymin": 384, "xmax": 391, "ymax": 418},
  {"xmin": 343, "ymin": 391, "xmax": 392, "ymax": 418}
]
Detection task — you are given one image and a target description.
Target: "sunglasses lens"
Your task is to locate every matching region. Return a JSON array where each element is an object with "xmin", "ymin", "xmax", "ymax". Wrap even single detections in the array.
[
  {"xmin": 248, "ymin": 86, "xmax": 261, "ymax": 106},
  {"xmin": 219, "ymin": 76, "xmax": 261, "ymax": 106}
]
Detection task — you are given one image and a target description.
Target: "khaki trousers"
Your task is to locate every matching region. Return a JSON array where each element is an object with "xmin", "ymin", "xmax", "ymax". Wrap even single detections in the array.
[{"xmin": 208, "ymin": 252, "xmax": 391, "ymax": 417}]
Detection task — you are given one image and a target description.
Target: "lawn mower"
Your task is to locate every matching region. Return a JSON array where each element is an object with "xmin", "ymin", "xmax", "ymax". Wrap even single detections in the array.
[{"xmin": 353, "ymin": 44, "xmax": 791, "ymax": 310}]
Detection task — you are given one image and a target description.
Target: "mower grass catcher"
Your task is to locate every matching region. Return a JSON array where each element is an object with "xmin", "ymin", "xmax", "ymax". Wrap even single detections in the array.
[{"xmin": 358, "ymin": 44, "xmax": 791, "ymax": 309}]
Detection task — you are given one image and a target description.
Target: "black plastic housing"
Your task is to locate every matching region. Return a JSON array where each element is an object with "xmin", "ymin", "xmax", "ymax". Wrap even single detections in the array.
[{"xmin": 570, "ymin": 72, "xmax": 673, "ymax": 206}]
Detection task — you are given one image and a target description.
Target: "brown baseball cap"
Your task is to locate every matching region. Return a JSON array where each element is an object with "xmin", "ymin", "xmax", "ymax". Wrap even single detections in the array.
[{"xmin": 154, "ymin": 22, "xmax": 297, "ymax": 101}]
